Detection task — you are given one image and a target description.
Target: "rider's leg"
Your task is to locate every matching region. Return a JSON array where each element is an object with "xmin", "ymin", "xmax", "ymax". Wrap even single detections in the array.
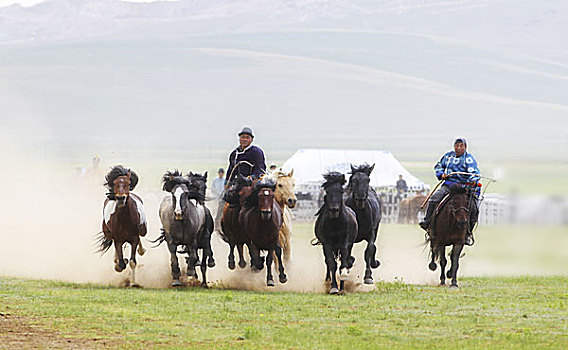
[
  {"xmin": 466, "ymin": 195, "xmax": 479, "ymax": 246},
  {"xmin": 419, "ymin": 185, "xmax": 450, "ymax": 230}
]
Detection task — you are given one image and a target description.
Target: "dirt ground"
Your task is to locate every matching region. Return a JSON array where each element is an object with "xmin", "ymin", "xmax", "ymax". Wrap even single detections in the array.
[{"xmin": 0, "ymin": 312, "xmax": 113, "ymax": 350}]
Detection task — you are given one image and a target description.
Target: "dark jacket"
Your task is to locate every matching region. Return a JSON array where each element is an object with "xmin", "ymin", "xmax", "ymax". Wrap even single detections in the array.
[{"xmin": 226, "ymin": 145, "xmax": 266, "ymax": 183}]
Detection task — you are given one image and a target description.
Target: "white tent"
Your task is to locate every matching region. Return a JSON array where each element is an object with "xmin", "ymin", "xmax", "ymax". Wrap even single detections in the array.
[{"xmin": 281, "ymin": 148, "xmax": 426, "ymax": 189}]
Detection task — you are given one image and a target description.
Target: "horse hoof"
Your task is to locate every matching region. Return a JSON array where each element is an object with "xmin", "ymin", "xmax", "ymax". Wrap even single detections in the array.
[
  {"xmin": 340, "ymin": 269, "xmax": 350, "ymax": 281},
  {"xmin": 172, "ymin": 280, "xmax": 182, "ymax": 287},
  {"xmin": 228, "ymin": 262, "xmax": 236, "ymax": 270},
  {"xmin": 208, "ymin": 260, "xmax": 216, "ymax": 268},
  {"xmin": 201, "ymin": 282, "xmax": 209, "ymax": 288},
  {"xmin": 446, "ymin": 271, "xmax": 453, "ymax": 278},
  {"xmin": 450, "ymin": 284, "xmax": 459, "ymax": 289},
  {"xmin": 325, "ymin": 277, "xmax": 331, "ymax": 282},
  {"xmin": 130, "ymin": 283, "xmax": 143, "ymax": 289},
  {"xmin": 138, "ymin": 247, "xmax": 146, "ymax": 256},
  {"xmin": 267, "ymin": 279, "xmax": 275, "ymax": 287},
  {"xmin": 114, "ymin": 265, "xmax": 125, "ymax": 273},
  {"xmin": 371, "ymin": 260, "xmax": 380, "ymax": 269},
  {"xmin": 440, "ymin": 281, "xmax": 446, "ymax": 286},
  {"xmin": 279, "ymin": 275, "xmax": 288, "ymax": 284},
  {"xmin": 329, "ymin": 287, "xmax": 339, "ymax": 295},
  {"xmin": 238, "ymin": 261, "xmax": 247, "ymax": 269},
  {"xmin": 364, "ymin": 277, "xmax": 374, "ymax": 285},
  {"xmin": 428, "ymin": 262, "xmax": 437, "ymax": 271},
  {"xmin": 129, "ymin": 260, "xmax": 136, "ymax": 269}
]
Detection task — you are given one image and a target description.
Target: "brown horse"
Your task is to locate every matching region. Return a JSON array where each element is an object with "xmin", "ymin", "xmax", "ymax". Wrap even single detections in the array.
[
  {"xmin": 427, "ymin": 185, "xmax": 473, "ymax": 288},
  {"xmin": 220, "ymin": 175, "xmax": 253, "ymax": 270},
  {"xmin": 398, "ymin": 194, "xmax": 427, "ymax": 224},
  {"xmin": 239, "ymin": 180, "xmax": 287, "ymax": 287},
  {"xmin": 268, "ymin": 169, "xmax": 297, "ymax": 261},
  {"xmin": 97, "ymin": 166, "xmax": 147, "ymax": 286}
]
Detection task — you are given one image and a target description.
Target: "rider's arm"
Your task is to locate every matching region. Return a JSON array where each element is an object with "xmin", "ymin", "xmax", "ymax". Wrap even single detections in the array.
[
  {"xmin": 465, "ymin": 154, "xmax": 481, "ymax": 182},
  {"xmin": 434, "ymin": 153, "xmax": 450, "ymax": 180},
  {"xmin": 225, "ymin": 151, "xmax": 235, "ymax": 185},
  {"xmin": 250, "ymin": 147, "xmax": 266, "ymax": 179}
]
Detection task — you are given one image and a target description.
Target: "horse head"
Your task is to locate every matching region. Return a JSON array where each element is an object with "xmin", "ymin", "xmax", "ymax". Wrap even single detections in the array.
[
  {"xmin": 162, "ymin": 170, "xmax": 190, "ymax": 221},
  {"xmin": 105, "ymin": 165, "xmax": 138, "ymax": 208},
  {"xmin": 273, "ymin": 169, "xmax": 297, "ymax": 209},
  {"xmin": 449, "ymin": 185, "xmax": 470, "ymax": 229},
  {"xmin": 187, "ymin": 171, "xmax": 208, "ymax": 205},
  {"xmin": 245, "ymin": 180, "xmax": 276, "ymax": 220},
  {"xmin": 323, "ymin": 172, "xmax": 346, "ymax": 218},
  {"xmin": 349, "ymin": 163, "xmax": 374, "ymax": 209}
]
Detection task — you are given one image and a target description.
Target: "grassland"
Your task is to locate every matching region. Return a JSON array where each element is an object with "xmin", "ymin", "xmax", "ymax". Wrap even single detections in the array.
[{"xmin": 1, "ymin": 223, "xmax": 567, "ymax": 349}]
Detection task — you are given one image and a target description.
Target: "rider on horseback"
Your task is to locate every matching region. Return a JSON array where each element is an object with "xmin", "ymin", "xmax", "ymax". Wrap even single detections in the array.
[{"xmin": 419, "ymin": 137, "xmax": 481, "ymax": 246}]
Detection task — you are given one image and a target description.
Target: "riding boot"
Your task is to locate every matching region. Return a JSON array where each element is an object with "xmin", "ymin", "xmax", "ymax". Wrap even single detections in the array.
[
  {"xmin": 465, "ymin": 220, "xmax": 476, "ymax": 246},
  {"xmin": 419, "ymin": 201, "xmax": 437, "ymax": 231}
]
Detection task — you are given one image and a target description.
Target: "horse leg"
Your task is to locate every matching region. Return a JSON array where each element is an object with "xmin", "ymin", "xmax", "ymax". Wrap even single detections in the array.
[
  {"xmin": 449, "ymin": 244, "xmax": 464, "ymax": 288},
  {"xmin": 186, "ymin": 245, "xmax": 198, "ymax": 279},
  {"xmin": 227, "ymin": 243, "xmax": 236, "ymax": 270},
  {"xmin": 266, "ymin": 249, "xmax": 275, "ymax": 287},
  {"xmin": 323, "ymin": 245, "xmax": 339, "ymax": 294},
  {"xmin": 275, "ymin": 245, "xmax": 287, "ymax": 284},
  {"xmin": 200, "ymin": 249, "xmax": 208, "ymax": 288},
  {"xmin": 249, "ymin": 243, "xmax": 264, "ymax": 272},
  {"xmin": 237, "ymin": 243, "xmax": 247, "ymax": 269},
  {"xmin": 339, "ymin": 245, "xmax": 351, "ymax": 291},
  {"xmin": 428, "ymin": 247, "xmax": 437, "ymax": 271},
  {"xmin": 167, "ymin": 243, "xmax": 182, "ymax": 287},
  {"xmin": 438, "ymin": 246, "xmax": 447, "ymax": 286},
  {"xmin": 114, "ymin": 241, "xmax": 127, "ymax": 272},
  {"xmin": 363, "ymin": 235, "xmax": 379, "ymax": 284},
  {"xmin": 206, "ymin": 237, "xmax": 215, "ymax": 268},
  {"xmin": 129, "ymin": 239, "xmax": 140, "ymax": 287},
  {"xmin": 137, "ymin": 239, "xmax": 146, "ymax": 256}
]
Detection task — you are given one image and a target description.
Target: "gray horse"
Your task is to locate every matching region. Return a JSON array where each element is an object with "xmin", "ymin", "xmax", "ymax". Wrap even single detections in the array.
[{"xmin": 155, "ymin": 170, "xmax": 212, "ymax": 287}]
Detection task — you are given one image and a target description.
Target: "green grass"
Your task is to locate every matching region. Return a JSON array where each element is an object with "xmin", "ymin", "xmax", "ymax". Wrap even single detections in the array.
[{"xmin": 1, "ymin": 276, "xmax": 567, "ymax": 349}]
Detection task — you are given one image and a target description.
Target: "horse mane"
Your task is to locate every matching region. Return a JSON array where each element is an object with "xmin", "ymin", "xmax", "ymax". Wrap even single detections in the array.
[
  {"xmin": 162, "ymin": 170, "xmax": 188, "ymax": 192},
  {"xmin": 186, "ymin": 171, "xmax": 208, "ymax": 204},
  {"xmin": 223, "ymin": 175, "xmax": 252, "ymax": 204},
  {"xmin": 104, "ymin": 166, "xmax": 139, "ymax": 198},
  {"xmin": 450, "ymin": 184, "xmax": 467, "ymax": 195},
  {"xmin": 322, "ymin": 171, "xmax": 346, "ymax": 189},
  {"xmin": 244, "ymin": 179, "xmax": 276, "ymax": 209}
]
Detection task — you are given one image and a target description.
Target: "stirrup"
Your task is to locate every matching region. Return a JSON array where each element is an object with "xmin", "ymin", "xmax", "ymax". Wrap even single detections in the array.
[
  {"xmin": 464, "ymin": 234, "xmax": 474, "ymax": 246},
  {"xmin": 419, "ymin": 220, "xmax": 430, "ymax": 231}
]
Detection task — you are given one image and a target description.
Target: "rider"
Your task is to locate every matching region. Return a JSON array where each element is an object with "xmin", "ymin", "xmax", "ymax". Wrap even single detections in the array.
[
  {"xmin": 225, "ymin": 126, "xmax": 267, "ymax": 183},
  {"xmin": 418, "ymin": 137, "xmax": 481, "ymax": 245},
  {"xmin": 214, "ymin": 127, "xmax": 267, "ymax": 233}
]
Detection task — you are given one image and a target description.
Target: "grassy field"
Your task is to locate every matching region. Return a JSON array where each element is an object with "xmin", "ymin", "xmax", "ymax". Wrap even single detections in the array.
[
  {"xmin": 1, "ymin": 222, "xmax": 567, "ymax": 349},
  {"xmin": 1, "ymin": 276, "xmax": 567, "ymax": 349}
]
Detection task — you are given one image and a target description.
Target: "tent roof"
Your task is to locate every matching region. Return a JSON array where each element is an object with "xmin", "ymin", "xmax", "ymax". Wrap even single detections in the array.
[{"xmin": 281, "ymin": 148, "xmax": 426, "ymax": 189}]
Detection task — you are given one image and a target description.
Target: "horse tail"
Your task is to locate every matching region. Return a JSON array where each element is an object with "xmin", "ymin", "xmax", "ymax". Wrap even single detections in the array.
[
  {"xmin": 95, "ymin": 231, "xmax": 113, "ymax": 255},
  {"xmin": 149, "ymin": 229, "xmax": 167, "ymax": 248}
]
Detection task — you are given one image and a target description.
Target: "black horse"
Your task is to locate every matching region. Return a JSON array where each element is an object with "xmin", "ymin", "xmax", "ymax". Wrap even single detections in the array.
[
  {"xmin": 187, "ymin": 171, "xmax": 215, "ymax": 271},
  {"xmin": 345, "ymin": 164, "xmax": 382, "ymax": 284},
  {"xmin": 314, "ymin": 172, "xmax": 357, "ymax": 294}
]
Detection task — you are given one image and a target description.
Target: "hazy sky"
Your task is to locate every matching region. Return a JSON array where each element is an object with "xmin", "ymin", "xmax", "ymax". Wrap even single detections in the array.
[{"xmin": 0, "ymin": 0, "xmax": 169, "ymax": 7}]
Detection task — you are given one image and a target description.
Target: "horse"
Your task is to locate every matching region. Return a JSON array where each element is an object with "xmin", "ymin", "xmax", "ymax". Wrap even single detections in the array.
[
  {"xmin": 239, "ymin": 179, "xmax": 287, "ymax": 287},
  {"xmin": 155, "ymin": 170, "xmax": 210, "ymax": 287},
  {"xmin": 220, "ymin": 175, "xmax": 254, "ymax": 270},
  {"xmin": 398, "ymin": 194, "xmax": 427, "ymax": 224},
  {"xmin": 345, "ymin": 164, "xmax": 381, "ymax": 285},
  {"xmin": 97, "ymin": 165, "xmax": 147, "ymax": 287},
  {"xmin": 187, "ymin": 171, "xmax": 216, "ymax": 270},
  {"xmin": 314, "ymin": 172, "xmax": 357, "ymax": 294},
  {"xmin": 427, "ymin": 184, "xmax": 474, "ymax": 288},
  {"xmin": 268, "ymin": 169, "xmax": 297, "ymax": 261}
]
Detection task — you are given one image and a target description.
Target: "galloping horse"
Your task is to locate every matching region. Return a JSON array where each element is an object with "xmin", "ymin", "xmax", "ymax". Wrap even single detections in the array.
[
  {"xmin": 187, "ymin": 171, "xmax": 216, "ymax": 270},
  {"xmin": 97, "ymin": 165, "xmax": 147, "ymax": 286},
  {"xmin": 345, "ymin": 164, "xmax": 381, "ymax": 284},
  {"xmin": 314, "ymin": 172, "xmax": 357, "ymax": 294},
  {"xmin": 220, "ymin": 175, "xmax": 253, "ymax": 270},
  {"xmin": 240, "ymin": 179, "xmax": 287, "ymax": 287},
  {"xmin": 268, "ymin": 169, "xmax": 297, "ymax": 261},
  {"xmin": 155, "ymin": 170, "xmax": 210, "ymax": 287},
  {"xmin": 427, "ymin": 184, "xmax": 474, "ymax": 288}
]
